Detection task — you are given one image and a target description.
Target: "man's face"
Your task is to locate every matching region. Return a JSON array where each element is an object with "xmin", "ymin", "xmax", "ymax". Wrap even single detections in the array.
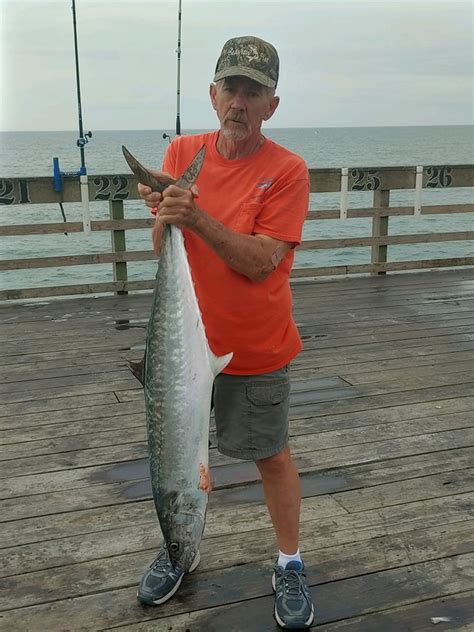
[{"xmin": 210, "ymin": 77, "xmax": 279, "ymax": 142}]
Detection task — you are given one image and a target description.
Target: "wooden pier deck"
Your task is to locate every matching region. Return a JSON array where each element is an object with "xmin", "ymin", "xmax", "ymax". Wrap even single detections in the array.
[{"xmin": 1, "ymin": 268, "xmax": 473, "ymax": 631}]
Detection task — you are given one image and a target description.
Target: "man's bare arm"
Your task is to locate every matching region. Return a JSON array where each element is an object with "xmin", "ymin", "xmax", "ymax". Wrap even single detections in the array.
[{"xmin": 156, "ymin": 185, "xmax": 293, "ymax": 283}]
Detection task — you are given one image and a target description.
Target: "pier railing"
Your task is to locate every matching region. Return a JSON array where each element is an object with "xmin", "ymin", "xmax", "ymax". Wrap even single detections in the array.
[{"xmin": 1, "ymin": 164, "xmax": 473, "ymax": 299}]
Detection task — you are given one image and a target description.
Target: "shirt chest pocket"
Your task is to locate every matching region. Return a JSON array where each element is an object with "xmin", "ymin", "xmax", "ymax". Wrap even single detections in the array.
[{"xmin": 231, "ymin": 202, "xmax": 263, "ymax": 234}]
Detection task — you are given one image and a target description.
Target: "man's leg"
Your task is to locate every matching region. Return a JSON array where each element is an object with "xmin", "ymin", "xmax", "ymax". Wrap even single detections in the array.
[
  {"xmin": 257, "ymin": 446, "xmax": 315, "ymax": 629},
  {"xmin": 213, "ymin": 368, "xmax": 314, "ymax": 628},
  {"xmin": 256, "ymin": 445, "xmax": 301, "ymax": 554}
]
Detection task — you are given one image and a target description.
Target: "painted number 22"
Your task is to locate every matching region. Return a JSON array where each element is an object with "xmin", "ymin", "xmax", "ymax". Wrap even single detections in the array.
[{"xmin": 92, "ymin": 176, "xmax": 129, "ymax": 200}]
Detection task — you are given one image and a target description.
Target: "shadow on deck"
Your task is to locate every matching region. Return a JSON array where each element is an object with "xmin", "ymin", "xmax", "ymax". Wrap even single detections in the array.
[{"xmin": 0, "ymin": 268, "xmax": 473, "ymax": 631}]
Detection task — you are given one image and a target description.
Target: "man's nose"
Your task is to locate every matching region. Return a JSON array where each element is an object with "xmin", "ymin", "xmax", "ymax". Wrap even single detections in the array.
[{"xmin": 230, "ymin": 91, "xmax": 246, "ymax": 109}]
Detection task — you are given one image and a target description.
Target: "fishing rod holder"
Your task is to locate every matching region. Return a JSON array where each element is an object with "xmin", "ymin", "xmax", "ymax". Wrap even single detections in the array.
[{"xmin": 52, "ymin": 156, "xmax": 91, "ymax": 234}]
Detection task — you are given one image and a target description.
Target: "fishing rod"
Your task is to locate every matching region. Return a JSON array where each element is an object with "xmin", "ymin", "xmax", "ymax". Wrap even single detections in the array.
[
  {"xmin": 52, "ymin": 0, "xmax": 92, "ymax": 234},
  {"xmin": 163, "ymin": 0, "xmax": 183, "ymax": 142},
  {"xmin": 176, "ymin": 0, "xmax": 182, "ymax": 136}
]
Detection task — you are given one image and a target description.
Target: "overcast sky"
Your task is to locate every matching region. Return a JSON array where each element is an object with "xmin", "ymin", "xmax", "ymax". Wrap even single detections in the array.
[{"xmin": 1, "ymin": 0, "xmax": 473, "ymax": 131}]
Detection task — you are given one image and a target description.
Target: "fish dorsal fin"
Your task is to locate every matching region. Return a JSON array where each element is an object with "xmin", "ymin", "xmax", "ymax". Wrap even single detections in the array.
[{"xmin": 209, "ymin": 350, "xmax": 233, "ymax": 377}]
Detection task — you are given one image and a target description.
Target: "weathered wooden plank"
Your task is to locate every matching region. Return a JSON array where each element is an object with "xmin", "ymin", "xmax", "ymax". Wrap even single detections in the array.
[
  {"xmin": 1, "ymin": 408, "xmax": 472, "ymax": 479},
  {"xmin": 300, "ymin": 326, "xmax": 474, "ymax": 353},
  {"xmin": 3, "ymin": 439, "xmax": 472, "ymax": 521},
  {"xmin": 0, "ymin": 281, "xmax": 156, "ymax": 301},
  {"xmin": 1, "ymin": 408, "xmax": 470, "ymax": 463},
  {"xmin": 213, "ymin": 427, "xmax": 474, "ymax": 469},
  {"xmin": 1, "ymin": 517, "xmax": 472, "ymax": 612},
  {"xmin": 0, "ymin": 378, "xmax": 139, "ymax": 405},
  {"xmin": 1, "ymin": 493, "xmax": 345, "ymax": 550},
  {"xmin": 0, "ymin": 392, "xmax": 119, "ymax": 418},
  {"xmin": 292, "ymin": 294, "xmax": 474, "ymax": 316},
  {"xmin": 298, "ymin": 230, "xmax": 474, "ymax": 250},
  {"xmin": 310, "ymin": 592, "xmax": 474, "ymax": 632},
  {"xmin": 292, "ymin": 269, "xmax": 474, "ymax": 293},
  {"xmin": 0, "ymin": 360, "xmax": 133, "ymax": 384},
  {"xmin": 0, "ymin": 250, "xmax": 156, "ymax": 271},
  {"xmin": 339, "ymin": 360, "xmax": 474, "ymax": 386},
  {"xmin": 299, "ymin": 314, "xmax": 474, "ymax": 336},
  {"xmin": 3, "ymin": 165, "xmax": 473, "ymax": 202},
  {"xmin": 2, "ymin": 326, "xmax": 470, "ymax": 371},
  {"xmin": 0, "ymin": 441, "xmax": 148, "ymax": 479},
  {"xmin": 3, "ymin": 361, "xmax": 473, "ymax": 415},
  {"xmin": 2, "ymin": 259, "xmax": 474, "ymax": 300},
  {"xmin": 2, "ymin": 428, "xmax": 473, "ymax": 511},
  {"xmin": 1, "ymin": 458, "xmax": 472, "ymax": 571},
  {"xmin": 2, "ymin": 293, "xmax": 472, "ymax": 356},
  {"xmin": 293, "ymin": 344, "xmax": 474, "ymax": 373},
  {"xmin": 0, "ymin": 369, "xmax": 134, "ymax": 395},
  {"xmin": 0, "ymin": 413, "xmax": 145, "ymax": 445},
  {"xmin": 305, "ymin": 202, "xmax": 474, "ymax": 218},
  {"xmin": 0, "ymin": 268, "xmax": 469, "ymax": 321},
  {"xmin": 2, "ymin": 203, "xmax": 474, "ymax": 237},
  {"xmin": 117, "ymin": 383, "xmax": 474, "ymax": 423},
  {"xmin": 1, "ymin": 345, "xmax": 471, "ymax": 395},
  {"xmin": 4, "ymin": 232, "xmax": 473, "ymax": 272},
  {"xmin": 109, "ymin": 591, "xmax": 474, "ymax": 631},
  {"xmin": 0, "ymin": 547, "xmax": 471, "ymax": 631},
  {"xmin": 292, "ymin": 257, "xmax": 474, "ymax": 278},
  {"xmin": 1, "ymin": 309, "xmax": 472, "ymax": 349},
  {"xmin": 0, "ymin": 329, "xmax": 141, "ymax": 357},
  {"xmin": 0, "ymin": 300, "xmax": 471, "ymax": 359},
  {"xmin": 287, "ymin": 396, "xmax": 474, "ymax": 433},
  {"xmin": 0, "ymin": 218, "xmax": 154, "ymax": 236},
  {"xmin": 334, "ymin": 468, "xmax": 474, "ymax": 513},
  {"xmin": 1, "ymin": 387, "xmax": 470, "ymax": 445},
  {"xmin": 0, "ymin": 400, "xmax": 144, "ymax": 431},
  {"xmin": 0, "ymin": 278, "xmax": 469, "ymax": 334}
]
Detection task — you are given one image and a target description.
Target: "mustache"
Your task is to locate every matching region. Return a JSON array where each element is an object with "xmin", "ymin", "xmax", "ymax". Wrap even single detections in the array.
[{"xmin": 225, "ymin": 112, "xmax": 248, "ymax": 124}]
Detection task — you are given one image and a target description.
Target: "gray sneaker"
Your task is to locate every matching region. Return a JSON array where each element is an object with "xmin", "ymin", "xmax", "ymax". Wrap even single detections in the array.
[
  {"xmin": 137, "ymin": 543, "xmax": 200, "ymax": 606},
  {"xmin": 272, "ymin": 560, "xmax": 315, "ymax": 629}
]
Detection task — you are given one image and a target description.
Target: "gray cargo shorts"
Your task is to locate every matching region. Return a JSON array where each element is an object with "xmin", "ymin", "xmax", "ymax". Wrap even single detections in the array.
[{"xmin": 212, "ymin": 364, "xmax": 291, "ymax": 461}]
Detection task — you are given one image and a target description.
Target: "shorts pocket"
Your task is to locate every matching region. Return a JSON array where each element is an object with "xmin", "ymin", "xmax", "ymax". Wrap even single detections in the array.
[{"xmin": 246, "ymin": 379, "xmax": 290, "ymax": 407}]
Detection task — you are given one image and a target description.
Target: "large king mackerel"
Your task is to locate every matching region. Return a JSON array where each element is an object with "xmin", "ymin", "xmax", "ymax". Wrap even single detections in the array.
[{"xmin": 122, "ymin": 145, "xmax": 232, "ymax": 571}]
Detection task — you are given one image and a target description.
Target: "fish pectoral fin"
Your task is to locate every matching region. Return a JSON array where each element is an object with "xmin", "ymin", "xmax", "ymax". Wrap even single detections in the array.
[{"xmin": 209, "ymin": 351, "xmax": 233, "ymax": 377}]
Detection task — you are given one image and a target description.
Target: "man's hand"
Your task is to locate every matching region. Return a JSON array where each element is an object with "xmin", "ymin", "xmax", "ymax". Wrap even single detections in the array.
[
  {"xmin": 137, "ymin": 169, "xmax": 172, "ymax": 257},
  {"xmin": 157, "ymin": 185, "xmax": 202, "ymax": 229},
  {"xmin": 137, "ymin": 169, "xmax": 174, "ymax": 211}
]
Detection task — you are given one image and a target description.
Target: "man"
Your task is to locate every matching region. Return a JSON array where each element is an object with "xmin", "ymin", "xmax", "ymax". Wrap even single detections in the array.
[{"xmin": 137, "ymin": 36, "xmax": 314, "ymax": 630}]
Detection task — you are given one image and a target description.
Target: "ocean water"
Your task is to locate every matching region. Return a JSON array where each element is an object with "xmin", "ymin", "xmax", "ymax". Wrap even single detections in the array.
[{"xmin": 0, "ymin": 126, "xmax": 473, "ymax": 290}]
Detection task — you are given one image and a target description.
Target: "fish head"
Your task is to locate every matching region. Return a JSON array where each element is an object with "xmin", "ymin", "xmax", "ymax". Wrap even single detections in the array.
[{"xmin": 159, "ymin": 491, "xmax": 206, "ymax": 572}]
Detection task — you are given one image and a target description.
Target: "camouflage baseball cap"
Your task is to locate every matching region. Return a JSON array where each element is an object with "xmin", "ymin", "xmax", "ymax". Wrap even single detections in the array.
[{"xmin": 213, "ymin": 36, "xmax": 279, "ymax": 88}]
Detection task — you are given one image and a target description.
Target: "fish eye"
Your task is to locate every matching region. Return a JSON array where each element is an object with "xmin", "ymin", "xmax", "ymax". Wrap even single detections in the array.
[{"xmin": 169, "ymin": 542, "xmax": 179, "ymax": 552}]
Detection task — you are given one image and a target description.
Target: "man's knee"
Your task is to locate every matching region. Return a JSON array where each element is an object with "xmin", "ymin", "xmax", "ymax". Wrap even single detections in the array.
[{"xmin": 256, "ymin": 446, "xmax": 292, "ymax": 476}]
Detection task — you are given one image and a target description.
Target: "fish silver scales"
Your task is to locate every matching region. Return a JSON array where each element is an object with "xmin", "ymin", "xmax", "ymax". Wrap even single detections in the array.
[{"xmin": 123, "ymin": 145, "xmax": 232, "ymax": 571}]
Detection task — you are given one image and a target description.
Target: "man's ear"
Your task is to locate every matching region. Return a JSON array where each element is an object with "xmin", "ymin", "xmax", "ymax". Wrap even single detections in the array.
[
  {"xmin": 264, "ymin": 95, "xmax": 280, "ymax": 121},
  {"xmin": 209, "ymin": 83, "xmax": 217, "ymax": 110}
]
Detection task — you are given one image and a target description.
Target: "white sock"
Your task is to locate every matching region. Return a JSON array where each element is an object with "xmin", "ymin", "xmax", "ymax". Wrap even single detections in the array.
[{"xmin": 278, "ymin": 549, "xmax": 302, "ymax": 569}]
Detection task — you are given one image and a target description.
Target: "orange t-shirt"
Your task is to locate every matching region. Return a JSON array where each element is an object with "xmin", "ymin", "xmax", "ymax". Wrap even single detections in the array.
[{"xmin": 162, "ymin": 131, "xmax": 309, "ymax": 375}]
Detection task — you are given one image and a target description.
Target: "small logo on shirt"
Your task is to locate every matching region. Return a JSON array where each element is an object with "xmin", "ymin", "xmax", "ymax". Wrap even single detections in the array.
[{"xmin": 256, "ymin": 179, "xmax": 274, "ymax": 190}]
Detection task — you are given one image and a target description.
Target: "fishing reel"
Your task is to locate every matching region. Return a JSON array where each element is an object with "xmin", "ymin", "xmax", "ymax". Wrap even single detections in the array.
[{"xmin": 77, "ymin": 130, "xmax": 93, "ymax": 148}]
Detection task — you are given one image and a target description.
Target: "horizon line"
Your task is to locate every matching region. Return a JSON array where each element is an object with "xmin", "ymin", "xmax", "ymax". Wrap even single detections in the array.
[{"xmin": 2, "ymin": 123, "xmax": 473, "ymax": 133}]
